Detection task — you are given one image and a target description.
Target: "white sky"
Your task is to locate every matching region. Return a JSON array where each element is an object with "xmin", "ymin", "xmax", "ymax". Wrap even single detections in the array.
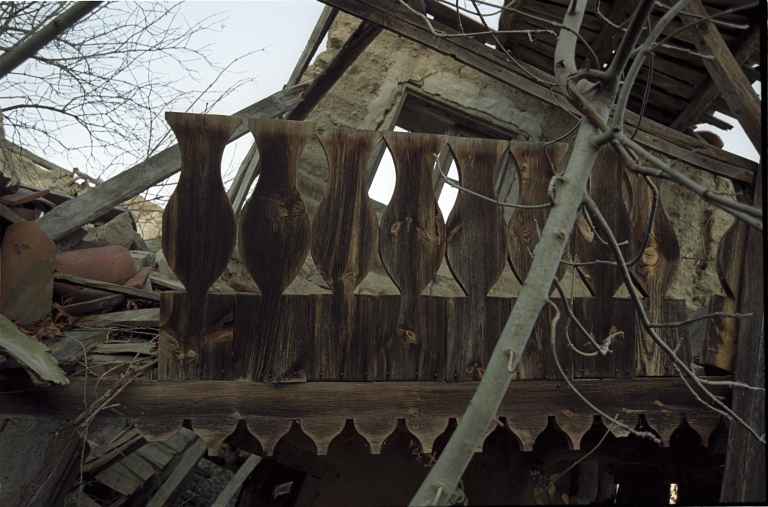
[{"xmin": 39, "ymin": 1, "xmax": 760, "ymax": 216}]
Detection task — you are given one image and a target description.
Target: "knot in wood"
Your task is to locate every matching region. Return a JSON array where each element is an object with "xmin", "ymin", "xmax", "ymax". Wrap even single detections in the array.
[
  {"xmin": 653, "ymin": 400, "xmax": 663, "ymax": 407},
  {"xmin": 561, "ymin": 409, "xmax": 575, "ymax": 417},
  {"xmin": 390, "ymin": 221, "xmax": 402, "ymax": 235},
  {"xmin": 555, "ymin": 230, "xmax": 566, "ymax": 241},
  {"xmin": 642, "ymin": 247, "xmax": 659, "ymax": 266},
  {"xmin": 409, "ymin": 409, "xmax": 420, "ymax": 418},
  {"xmin": 186, "ymin": 349, "xmax": 196, "ymax": 359}
]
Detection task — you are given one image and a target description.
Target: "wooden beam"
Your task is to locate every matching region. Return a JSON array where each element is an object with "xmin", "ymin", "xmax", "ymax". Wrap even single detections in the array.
[
  {"xmin": 0, "ymin": 378, "xmax": 727, "ymax": 456},
  {"xmin": 286, "ymin": 5, "xmax": 339, "ymax": 87},
  {"xmin": 680, "ymin": 1, "xmax": 761, "ymax": 151},
  {"xmin": 319, "ymin": 0, "xmax": 757, "ymax": 182},
  {"xmin": 36, "ymin": 83, "xmax": 308, "ymax": 242},
  {"xmin": 721, "ymin": 169, "xmax": 764, "ymax": 503},
  {"xmin": 54, "ymin": 273, "xmax": 160, "ymax": 302},
  {"xmin": 287, "ymin": 20, "xmax": 382, "ymax": 121},
  {"xmin": 671, "ymin": 25, "xmax": 760, "ymax": 131}
]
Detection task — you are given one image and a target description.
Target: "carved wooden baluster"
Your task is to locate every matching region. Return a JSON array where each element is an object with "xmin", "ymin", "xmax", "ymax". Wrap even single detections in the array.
[
  {"xmin": 626, "ymin": 169, "xmax": 688, "ymax": 376},
  {"xmin": 573, "ymin": 146, "xmax": 632, "ymax": 296},
  {"xmin": 237, "ymin": 118, "xmax": 316, "ymax": 381},
  {"xmin": 507, "ymin": 141, "xmax": 570, "ymax": 285},
  {"xmin": 570, "ymin": 147, "xmax": 636, "ymax": 378},
  {"xmin": 506, "ymin": 142, "xmax": 572, "ymax": 380},
  {"xmin": 160, "ymin": 112, "xmax": 241, "ymax": 380},
  {"xmin": 444, "ymin": 136, "xmax": 508, "ymax": 380},
  {"xmin": 379, "ymin": 131, "xmax": 446, "ymax": 379},
  {"xmin": 312, "ymin": 128, "xmax": 381, "ymax": 380}
]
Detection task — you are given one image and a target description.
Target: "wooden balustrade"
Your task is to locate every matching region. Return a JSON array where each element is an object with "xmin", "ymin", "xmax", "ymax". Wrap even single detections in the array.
[{"xmin": 158, "ymin": 113, "xmax": 689, "ymax": 382}]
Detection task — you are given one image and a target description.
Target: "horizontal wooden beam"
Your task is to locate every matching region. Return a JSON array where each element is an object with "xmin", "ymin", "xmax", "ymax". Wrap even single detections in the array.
[
  {"xmin": 54, "ymin": 273, "xmax": 160, "ymax": 302},
  {"xmin": 0, "ymin": 378, "xmax": 727, "ymax": 456},
  {"xmin": 320, "ymin": 0, "xmax": 756, "ymax": 182}
]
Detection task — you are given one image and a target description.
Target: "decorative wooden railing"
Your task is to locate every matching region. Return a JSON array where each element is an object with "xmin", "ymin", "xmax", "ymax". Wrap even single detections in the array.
[
  {"xmin": 96, "ymin": 112, "xmax": 729, "ymax": 457},
  {"xmin": 159, "ymin": 113, "xmax": 689, "ymax": 384}
]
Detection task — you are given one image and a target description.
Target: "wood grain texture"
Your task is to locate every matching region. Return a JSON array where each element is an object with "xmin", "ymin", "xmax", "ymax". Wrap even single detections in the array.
[
  {"xmin": 626, "ymin": 172, "xmax": 680, "ymax": 300},
  {"xmin": 699, "ymin": 294, "xmax": 737, "ymax": 372},
  {"xmin": 571, "ymin": 298, "xmax": 636, "ymax": 379},
  {"xmin": 237, "ymin": 118, "xmax": 316, "ymax": 381},
  {"xmin": 1, "ymin": 378, "xmax": 727, "ymax": 457},
  {"xmin": 515, "ymin": 298, "xmax": 572, "ymax": 381},
  {"xmin": 715, "ymin": 215, "xmax": 749, "ymax": 300},
  {"xmin": 159, "ymin": 292, "xmax": 234, "ymax": 380},
  {"xmin": 507, "ymin": 141, "xmax": 569, "ymax": 288},
  {"xmin": 162, "ymin": 113, "xmax": 240, "ymax": 301},
  {"xmin": 379, "ymin": 131, "xmax": 446, "ymax": 346},
  {"xmin": 635, "ymin": 298, "xmax": 692, "ymax": 377},
  {"xmin": 378, "ymin": 295, "xmax": 446, "ymax": 381},
  {"xmin": 312, "ymin": 129, "xmax": 381, "ymax": 380},
  {"xmin": 444, "ymin": 137, "xmax": 509, "ymax": 380},
  {"xmin": 574, "ymin": 146, "xmax": 633, "ymax": 297},
  {"xmin": 446, "ymin": 296, "xmax": 510, "ymax": 381}
]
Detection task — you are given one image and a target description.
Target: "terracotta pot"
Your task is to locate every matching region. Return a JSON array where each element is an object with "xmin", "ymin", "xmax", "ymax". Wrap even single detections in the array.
[{"xmin": 54, "ymin": 245, "xmax": 136, "ymax": 295}]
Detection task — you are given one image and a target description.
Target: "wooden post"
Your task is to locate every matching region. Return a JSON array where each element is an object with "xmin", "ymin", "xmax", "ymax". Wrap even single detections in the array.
[{"xmin": 720, "ymin": 169, "xmax": 765, "ymax": 503}]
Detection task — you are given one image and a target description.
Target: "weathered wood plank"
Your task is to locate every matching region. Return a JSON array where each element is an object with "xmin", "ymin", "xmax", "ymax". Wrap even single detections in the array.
[
  {"xmin": 699, "ymin": 294, "xmax": 737, "ymax": 372},
  {"xmin": 236, "ymin": 119, "xmax": 315, "ymax": 382},
  {"xmin": 571, "ymin": 298, "xmax": 635, "ymax": 379},
  {"xmin": 37, "ymin": 84, "xmax": 308, "ymax": 241},
  {"xmin": 312, "ymin": 129, "xmax": 381, "ymax": 380},
  {"xmin": 721, "ymin": 169, "xmax": 764, "ymax": 503},
  {"xmin": 162, "ymin": 113, "xmax": 239, "ymax": 303},
  {"xmin": 159, "ymin": 292, "xmax": 234, "ymax": 380},
  {"xmin": 0, "ymin": 313, "xmax": 68, "ymax": 385},
  {"xmin": 516, "ymin": 298, "xmax": 572, "ymax": 380},
  {"xmin": 635, "ymin": 298, "xmax": 692, "ymax": 377},
  {"xmin": 78, "ymin": 308, "xmax": 159, "ymax": 328},
  {"xmin": 379, "ymin": 131, "xmax": 446, "ymax": 347},
  {"xmin": 670, "ymin": 25, "xmax": 759, "ymax": 131},
  {"xmin": 0, "ymin": 378, "xmax": 728, "ymax": 456},
  {"xmin": 507, "ymin": 141, "xmax": 569, "ymax": 288},
  {"xmin": 442, "ymin": 136, "xmax": 509, "ymax": 381},
  {"xmin": 54, "ymin": 273, "xmax": 159, "ymax": 302}
]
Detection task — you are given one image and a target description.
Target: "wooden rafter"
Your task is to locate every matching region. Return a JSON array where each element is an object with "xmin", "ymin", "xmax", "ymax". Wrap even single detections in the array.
[
  {"xmin": 680, "ymin": 0, "xmax": 761, "ymax": 151},
  {"xmin": 670, "ymin": 24, "xmax": 760, "ymax": 132},
  {"xmin": 589, "ymin": 0, "xmax": 641, "ymax": 69}
]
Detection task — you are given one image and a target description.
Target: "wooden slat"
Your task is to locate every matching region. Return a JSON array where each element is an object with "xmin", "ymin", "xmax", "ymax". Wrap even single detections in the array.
[
  {"xmin": 162, "ymin": 113, "xmax": 239, "ymax": 323},
  {"xmin": 312, "ymin": 129, "xmax": 381, "ymax": 381},
  {"xmin": 320, "ymin": 0, "xmax": 757, "ymax": 182},
  {"xmin": 379, "ymin": 131, "xmax": 446, "ymax": 350},
  {"xmin": 159, "ymin": 292, "xmax": 234, "ymax": 380},
  {"xmin": 699, "ymin": 294, "xmax": 737, "ymax": 372},
  {"xmin": 146, "ymin": 437, "xmax": 208, "ymax": 507},
  {"xmin": 507, "ymin": 141, "xmax": 569, "ymax": 287},
  {"xmin": 235, "ymin": 119, "xmax": 315, "ymax": 382},
  {"xmin": 573, "ymin": 147, "xmax": 632, "ymax": 298},
  {"xmin": 78, "ymin": 308, "xmax": 159, "ymax": 328},
  {"xmin": 721, "ymin": 170, "xmax": 764, "ymax": 502},
  {"xmin": 54, "ymin": 273, "xmax": 159, "ymax": 302},
  {"xmin": 589, "ymin": 0, "xmax": 641, "ymax": 68},
  {"xmin": 444, "ymin": 137, "xmax": 509, "ymax": 380}
]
